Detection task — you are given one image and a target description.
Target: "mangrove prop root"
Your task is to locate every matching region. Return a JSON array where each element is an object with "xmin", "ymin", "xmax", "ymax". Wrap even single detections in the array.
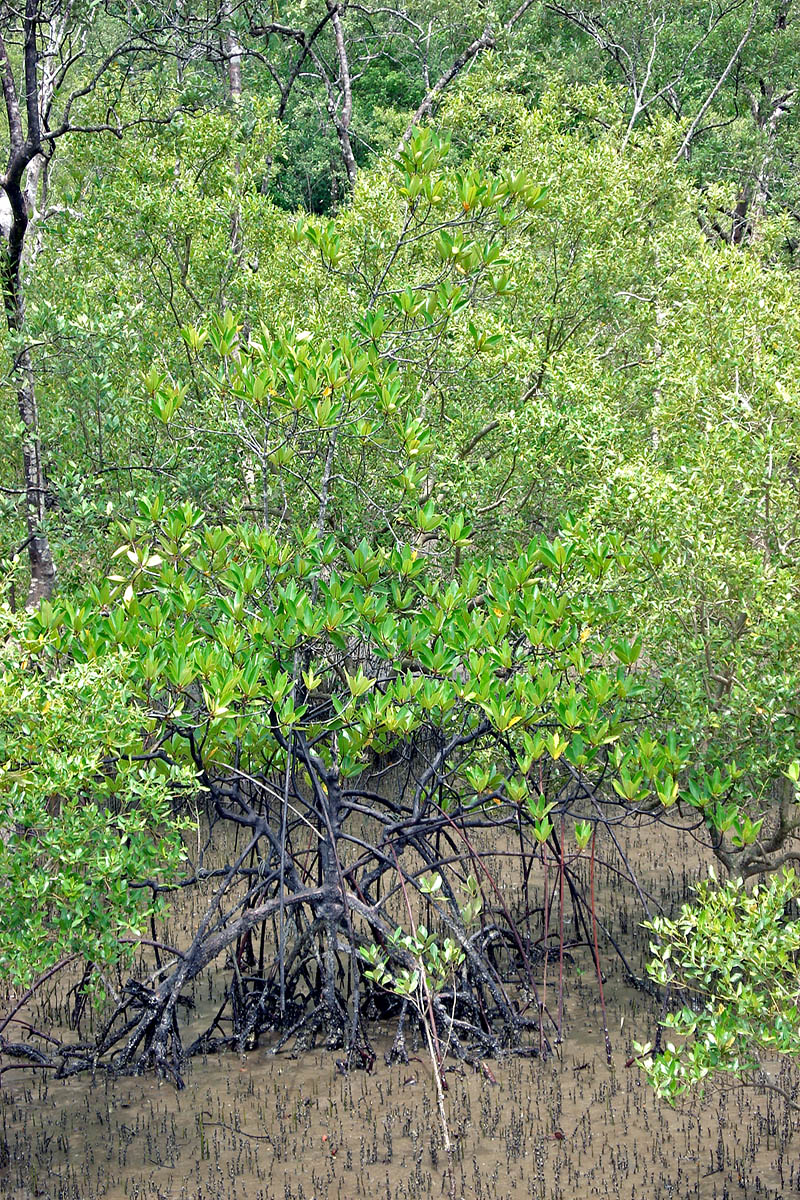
[{"xmin": 0, "ymin": 732, "xmax": 653, "ymax": 1082}]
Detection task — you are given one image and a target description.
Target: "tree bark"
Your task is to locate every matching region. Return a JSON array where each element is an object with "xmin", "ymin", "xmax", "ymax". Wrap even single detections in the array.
[
  {"xmin": 1, "ymin": 23, "xmax": 57, "ymax": 605},
  {"xmin": 397, "ymin": 27, "xmax": 496, "ymax": 153},
  {"xmin": 2, "ymin": 264, "xmax": 57, "ymax": 607},
  {"xmin": 325, "ymin": 1, "xmax": 358, "ymax": 187}
]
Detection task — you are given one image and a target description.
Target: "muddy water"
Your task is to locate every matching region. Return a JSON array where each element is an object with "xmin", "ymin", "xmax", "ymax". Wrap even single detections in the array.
[{"xmin": 1, "ymin": 822, "xmax": 797, "ymax": 1200}]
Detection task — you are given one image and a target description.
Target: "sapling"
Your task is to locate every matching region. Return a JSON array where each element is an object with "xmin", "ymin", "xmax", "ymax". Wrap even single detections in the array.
[
  {"xmin": 635, "ymin": 866, "xmax": 800, "ymax": 1110},
  {"xmin": 360, "ymin": 871, "xmax": 482, "ymax": 1175}
]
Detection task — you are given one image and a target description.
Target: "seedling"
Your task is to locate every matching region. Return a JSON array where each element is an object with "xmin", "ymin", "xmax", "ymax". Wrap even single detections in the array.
[{"xmin": 360, "ymin": 872, "xmax": 482, "ymax": 1187}]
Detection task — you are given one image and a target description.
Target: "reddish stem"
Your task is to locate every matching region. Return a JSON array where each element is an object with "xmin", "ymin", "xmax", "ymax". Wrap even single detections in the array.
[
  {"xmin": 540, "ymin": 840, "xmax": 549, "ymax": 1058},
  {"xmin": 558, "ymin": 814, "xmax": 565, "ymax": 1045},
  {"xmin": 590, "ymin": 829, "xmax": 612, "ymax": 1066}
]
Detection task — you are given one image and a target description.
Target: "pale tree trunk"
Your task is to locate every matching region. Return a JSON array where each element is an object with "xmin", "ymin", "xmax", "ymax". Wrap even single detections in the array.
[
  {"xmin": 222, "ymin": 1, "xmax": 244, "ymax": 267},
  {"xmin": 325, "ymin": 1, "xmax": 357, "ymax": 187},
  {"xmin": 226, "ymin": 31, "xmax": 243, "ymax": 100},
  {"xmin": 746, "ymin": 87, "xmax": 795, "ymax": 234},
  {"xmin": 730, "ymin": 3, "xmax": 794, "ymax": 244}
]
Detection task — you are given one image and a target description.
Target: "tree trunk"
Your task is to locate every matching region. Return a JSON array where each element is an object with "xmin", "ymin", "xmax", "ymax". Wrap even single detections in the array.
[
  {"xmin": 325, "ymin": 2, "xmax": 358, "ymax": 187},
  {"xmin": 222, "ymin": 1, "xmax": 244, "ymax": 272},
  {"xmin": 2, "ymin": 14, "xmax": 57, "ymax": 606},
  {"xmin": 1, "ymin": 184, "xmax": 56, "ymax": 606}
]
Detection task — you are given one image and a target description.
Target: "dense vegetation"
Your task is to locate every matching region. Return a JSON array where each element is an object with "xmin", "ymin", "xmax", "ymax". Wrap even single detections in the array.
[{"xmin": 1, "ymin": 0, "xmax": 799, "ymax": 1107}]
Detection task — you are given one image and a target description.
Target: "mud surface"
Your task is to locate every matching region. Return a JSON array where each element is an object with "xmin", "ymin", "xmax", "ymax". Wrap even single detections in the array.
[{"xmin": 1, "ymin": 822, "xmax": 797, "ymax": 1200}]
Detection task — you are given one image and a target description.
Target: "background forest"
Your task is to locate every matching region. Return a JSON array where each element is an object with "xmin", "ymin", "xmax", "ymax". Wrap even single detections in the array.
[{"xmin": 2, "ymin": 0, "xmax": 800, "ymax": 1113}]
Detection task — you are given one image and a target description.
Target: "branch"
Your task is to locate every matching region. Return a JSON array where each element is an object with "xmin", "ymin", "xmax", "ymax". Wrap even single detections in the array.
[
  {"xmin": 272, "ymin": 11, "xmax": 334, "ymax": 121},
  {"xmin": 397, "ymin": 27, "xmax": 496, "ymax": 152},
  {"xmin": 0, "ymin": 955, "xmax": 79, "ymax": 1039},
  {"xmin": 173, "ymin": 887, "xmax": 324, "ymax": 984},
  {"xmin": 0, "ymin": 30, "xmax": 24, "ymax": 152},
  {"xmin": 673, "ymin": 0, "xmax": 759, "ymax": 163},
  {"xmin": 460, "ymin": 418, "xmax": 501, "ymax": 459}
]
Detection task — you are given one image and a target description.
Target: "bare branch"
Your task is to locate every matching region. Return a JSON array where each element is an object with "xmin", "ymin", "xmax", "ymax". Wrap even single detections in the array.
[
  {"xmin": 673, "ymin": 0, "xmax": 760, "ymax": 162},
  {"xmin": 398, "ymin": 26, "xmax": 496, "ymax": 152}
]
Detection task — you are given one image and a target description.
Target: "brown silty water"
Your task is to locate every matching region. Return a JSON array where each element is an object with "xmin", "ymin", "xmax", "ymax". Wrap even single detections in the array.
[{"xmin": 1, "ymin": 820, "xmax": 796, "ymax": 1200}]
